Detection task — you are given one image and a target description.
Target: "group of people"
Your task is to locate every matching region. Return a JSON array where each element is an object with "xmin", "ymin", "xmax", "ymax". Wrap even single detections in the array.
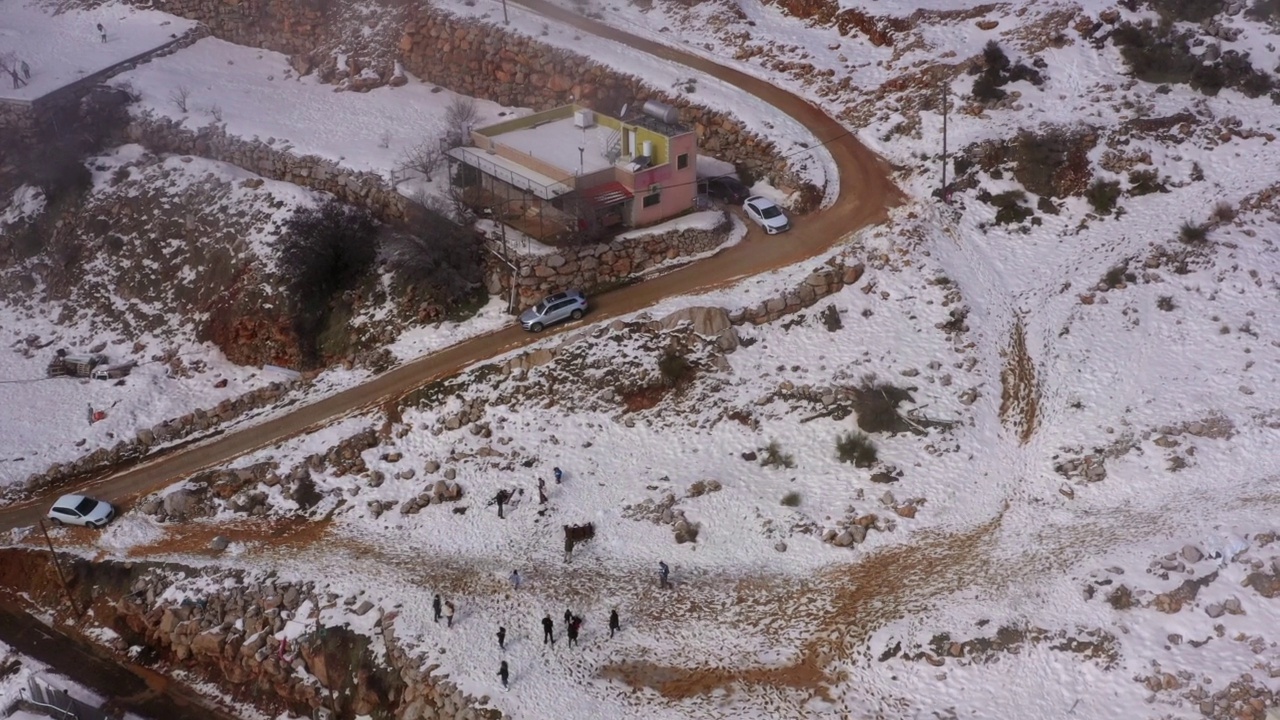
[
  {"xmin": 492, "ymin": 608, "xmax": 620, "ymax": 689},
  {"xmin": 496, "ymin": 467, "xmax": 565, "ymax": 518},
  {"xmin": 431, "ymin": 594, "xmax": 456, "ymax": 627}
]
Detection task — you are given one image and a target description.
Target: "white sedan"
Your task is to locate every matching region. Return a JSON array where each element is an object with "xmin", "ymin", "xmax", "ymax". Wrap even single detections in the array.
[
  {"xmin": 47, "ymin": 494, "xmax": 116, "ymax": 528},
  {"xmin": 744, "ymin": 195, "xmax": 791, "ymax": 234}
]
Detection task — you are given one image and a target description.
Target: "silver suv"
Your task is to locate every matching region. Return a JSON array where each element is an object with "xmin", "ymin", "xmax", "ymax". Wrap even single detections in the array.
[{"xmin": 520, "ymin": 289, "xmax": 588, "ymax": 332}]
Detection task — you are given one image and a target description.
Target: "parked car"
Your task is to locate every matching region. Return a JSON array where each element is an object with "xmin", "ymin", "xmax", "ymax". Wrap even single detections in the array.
[
  {"xmin": 47, "ymin": 494, "xmax": 115, "ymax": 528},
  {"xmin": 744, "ymin": 196, "xmax": 791, "ymax": 234},
  {"xmin": 704, "ymin": 176, "xmax": 751, "ymax": 205},
  {"xmin": 519, "ymin": 290, "xmax": 589, "ymax": 332}
]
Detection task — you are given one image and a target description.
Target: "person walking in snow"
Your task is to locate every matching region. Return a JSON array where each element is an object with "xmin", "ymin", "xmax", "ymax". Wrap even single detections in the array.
[
  {"xmin": 497, "ymin": 626, "xmax": 506, "ymax": 650},
  {"xmin": 567, "ymin": 617, "xmax": 580, "ymax": 647},
  {"xmin": 658, "ymin": 561, "xmax": 671, "ymax": 589},
  {"xmin": 564, "ymin": 608, "xmax": 573, "ymax": 627},
  {"xmin": 443, "ymin": 600, "xmax": 456, "ymax": 628},
  {"xmin": 494, "ymin": 489, "xmax": 509, "ymax": 519},
  {"xmin": 509, "ymin": 570, "xmax": 522, "ymax": 591},
  {"xmin": 542, "ymin": 615, "xmax": 555, "ymax": 645},
  {"xmin": 553, "ymin": 467, "xmax": 563, "ymax": 484},
  {"xmin": 609, "ymin": 609, "xmax": 620, "ymax": 638},
  {"xmin": 498, "ymin": 660, "xmax": 509, "ymax": 690},
  {"xmin": 97, "ymin": 23, "xmax": 106, "ymax": 42},
  {"xmin": 433, "ymin": 594, "xmax": 442, "ymax": 623}
]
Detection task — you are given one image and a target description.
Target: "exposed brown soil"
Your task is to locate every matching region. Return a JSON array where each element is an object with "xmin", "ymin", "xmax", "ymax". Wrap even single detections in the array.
[{"xmin": 999, "ymin": 317, "xmax": 1040, "ymax": 444}]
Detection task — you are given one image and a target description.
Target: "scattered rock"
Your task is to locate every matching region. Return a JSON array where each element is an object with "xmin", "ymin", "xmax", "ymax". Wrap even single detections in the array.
[
  {"xmin": 1182, "ymin": 544, "xmax": 1203, "ymax": 563},
  {"xmin": 209, "ymin": 535, "xmax": 230, "ymax": 552},
  {"xmin": 774, "ymin": 541, "xmax": 787, "ymax": 552}
]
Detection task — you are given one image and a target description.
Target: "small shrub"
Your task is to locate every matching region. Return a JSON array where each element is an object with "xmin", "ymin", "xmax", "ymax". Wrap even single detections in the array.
[
  {"xmin": 820, "ymin": 304, "xmax": 843, "ymax": 332},
  {"xmin": 1190, "ymin": 162, "xmax": 1204, "ymax": 182},
  {"xmin": 168, "ymin": 85, "xmax": 191, "ymax": 113},
  {"xmin": 836, "ymin": 431, "xmax": 878, "ymax": 468},
  {"xmin": 851, "ymin": 379, "xmax": 915, "ymax": 434},
  {"xmin": 1246, "ymin": 0, "xmax": 1280, "ymax": 28},
  {"xmin": 1037, "ymin": 196, "xmax": 1060, "ymax": 215},
  {"xmin": 1156, "ymin": 295, "xmax": 1176, "ymax": 311},
  {"xmin": 1103, "ymin": 264, "xmax": 1129, "ymax": 289},
  {"xmin": 1085, "ymin": 179, "xmax": 1122, "ymax": 215},
  {"xmin": 1127, "ymin": 168, "xmax": 1166, "ymax": 196},
  {"xmin": 1011, "ymin": 126, "xmax": 1092, "ymax": 198},
  {"xmin": 1210, "ymin": 201, "xmax": 1237, "ymax": 224},
  {"xmin": 658, "ymin": 351, "xmax": 694, "ymax": 388},
  {"xmin": 1148, "ymin": 0, "xmax": 1222, "ymax": 24},
  {"xmin": 982, "ymin": 40, "xmax": 1010, "ymax": 71},
  {"xmin": 994, "ymin": 203, "xmax": 1034, "ymax": 225},
  {"xmin": 1179, "ymin": 221, "xmax": 1208, "ymax": 244},
  {"xmin": 972, "ymin": 72, "xmax": 1007, "ymax": 102},
  {"xmin": 761, "ymin": 440, "xmax": 796, "ymax": 469},
  {"xmin": 780, "ymin": 491, "xmax": 802, "ymax": 507}
]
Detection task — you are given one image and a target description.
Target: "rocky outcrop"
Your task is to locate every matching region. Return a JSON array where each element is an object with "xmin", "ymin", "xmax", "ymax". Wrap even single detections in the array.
[{"xmin": 487, "ymin": 213, "xmax": 732, "ymax": 310}]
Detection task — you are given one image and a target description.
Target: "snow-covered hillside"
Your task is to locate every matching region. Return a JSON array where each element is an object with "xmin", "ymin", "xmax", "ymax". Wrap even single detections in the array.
[{"xmin": 6, "ymin": 0, "xmax": 1280, "ymax": 717}]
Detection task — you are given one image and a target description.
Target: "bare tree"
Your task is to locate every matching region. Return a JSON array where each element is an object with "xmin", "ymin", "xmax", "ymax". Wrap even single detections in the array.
[
  {"xmin": 0, "ymin": 53, "xmax": 27, "ymax": 89},
  {"xmin": 398, "ymin": 138, "xmax": 445, "ymax": 182},
  {"xmin": 444, "ymin": 95, "xmax": 479, "ymax": 146},
  {"xmin": 168, "ymin": 85, "xmax": 191, "ymax": 113}
]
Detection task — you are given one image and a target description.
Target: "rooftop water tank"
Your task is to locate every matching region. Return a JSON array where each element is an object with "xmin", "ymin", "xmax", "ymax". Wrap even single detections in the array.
[
  {"xmin": 573, "ymin": 108, "xmax": 596, "ymax": 129},
  {"xmin": 641, "ymin": 100, "xmax": 680, "ymax": 125}
]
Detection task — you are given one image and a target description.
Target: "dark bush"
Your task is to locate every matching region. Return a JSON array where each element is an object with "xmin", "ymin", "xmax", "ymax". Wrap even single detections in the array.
[
  {"xmin": 780, "ymin": 491, "xmax": 802, "ymax": 507},
  {"xmin": 1190, "ymin": 63, "xmax": 1226, "ymax": 96},
  {"xmin": 1112, "ymin": 22, "xmax": 1199, "ymax": 85},
  {"xmin": 1127, "ymin": 168, "xmax": 1166, "ymax": 196},
  {"xmin": 658, "ymin": 350, "xmax": 694, "ymax": 388},
  {"xmin": 278, "ymin": 200, "xmax": 379, "ymax": 364},
  {"xmin": 1085, "ymin": 179, "xmax": 1123, "ymax": 215},
  {"xmin": 1218, "ymin": 51, "xmax": 1274, "ymax": 98},
  {"xmin": 1006, "ymin": 62, "xmax": 1045, "ymax": 86},
  {"xmin": 836, "ymin": 431, "xmax": 878, "ymax": 468},
  {"xmin": 1179, "ymin": 221, "xmax": 1208, "ymax": 244},
  {"xmin": 972, "ymin": 72, "xmax": 1007, "ymax": 102},
  {"xmin": 761, "ymin": 440, "xmax": 796, "ymax": 469},
  {"xmin": 383, "ymin": 209, "xmax": 484, "ymax": 308},
  {"xmin": 1037, "ymin": 196, "xmax": 1060, "ymax": 215},
  {"xmin": 1246, "ymin": 0, "xmax": 1280, "ymax": 27},
  {"xmin": 1102, "ymin": 264, "xmax": 1129, "ymax": 289},
  {"xmin": 983, "ymin": 190, "xmax": 1033, "ymax": 225},
  {"xmin": 1012, "ymin": 127, "xmax": 1092, "ymax": 198},
  {"xmin": 1210, "ymin": 201, "xmax": 1237, "ymax": 224},
  {"xmin": 1148, "ymin": 0, "xmax": 1222, "ymax": 24},
  {"xmin": 982, "ymin": 40, "xmax": 1010, "ymax": 71},
  {"xmin": 820, "ymin": 304, "xmax": 843, "ymax": 332},
  {"xmin": 1157, "ymin": 295, "xmax": 1177, "ymax": 311},
  {"xmin": 851, "ymin": 380, "xmax": 915, "ymax": 434}
]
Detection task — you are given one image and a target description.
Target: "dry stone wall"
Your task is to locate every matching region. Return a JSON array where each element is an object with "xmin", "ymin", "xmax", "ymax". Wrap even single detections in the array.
[
  {"xmin": 729, "ymin": 259, "xmax": 866, "ymax": 325},
  {"xmin": 13, "ymin": 380, "xmax": 299, "ymax": 502},
  {"xmin": 122, "ymin": 0, "xmax": 815, "ymax": 197},
  {"xmin": 126, "ymin": 114, "xmax": 410, "ymax": 220},
  {"xmin": 488, "ymin": 213, "xmax": 733, "ymax": 310}
]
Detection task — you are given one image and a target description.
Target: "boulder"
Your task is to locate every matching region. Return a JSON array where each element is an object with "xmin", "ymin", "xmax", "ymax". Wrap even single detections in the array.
[
  {"xmin": 653, "ymin": 306, "xmax": 739, "ymax": 351},
  {"xmin": 833, "ymin": 530, "xmax": 854, "ymax": 547},
  {"xmin": 425, "ymin": 460, "xmax": 440, "ymax": 474},
  {"xmin": 209, "ymin": 535, "xmax": 230, "ymax": 552},
  {"xmin": 163, "ymin": 488, "xmax": 201, "ymax": 519},
  {"xmin": 1181, "ymin": 544, "xmax": 1203, "ymax": 563}
]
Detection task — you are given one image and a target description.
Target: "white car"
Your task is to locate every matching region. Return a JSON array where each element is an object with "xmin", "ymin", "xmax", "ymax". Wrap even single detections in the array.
[
  {"xmin": 744, "ymin": 195, "xmax": 791, "ymax": 234},
  {"xmin": 47, "ymin": 494, "xmax": 115, "ymax": 528}
]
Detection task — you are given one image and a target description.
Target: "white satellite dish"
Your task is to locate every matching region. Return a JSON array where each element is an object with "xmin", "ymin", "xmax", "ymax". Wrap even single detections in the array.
[{"xmin": 619, "ymin": 103, "xmax": 629, "ymax": 118}]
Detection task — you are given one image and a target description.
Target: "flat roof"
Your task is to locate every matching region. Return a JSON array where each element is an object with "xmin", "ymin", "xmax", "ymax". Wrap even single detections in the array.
[
  {"xmin": 448, "ymin": 146, "xmax": 574, "ymax": 200},
  {"xmin": 495, "ymin": 116, "xmax": 620, "ymax": 177}
]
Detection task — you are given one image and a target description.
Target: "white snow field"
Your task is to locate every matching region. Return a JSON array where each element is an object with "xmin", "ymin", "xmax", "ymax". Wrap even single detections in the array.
[{"xmin": 0, "ymin": 0, "xmax": 195, "ymax": 102}]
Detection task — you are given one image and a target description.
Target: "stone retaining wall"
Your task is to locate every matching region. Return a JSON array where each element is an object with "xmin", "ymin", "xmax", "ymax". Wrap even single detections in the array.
[
  {"xmin": 729, "ymin": 259, "xmax": 866, "ymax": 325},
  {"xmin": 126, "ymin": 113, "xmax": 410, "ymax": 220},
  {"xmin": 123, "ymin": 0, "xmax": 816, "ymax": 199},
  {"xmin": 487, "ymin": 212, "xmax": 733, "ymax": 310},
  {"xmin": 14, "ymin": 380, "xmax": 299, "ymax": 501}
]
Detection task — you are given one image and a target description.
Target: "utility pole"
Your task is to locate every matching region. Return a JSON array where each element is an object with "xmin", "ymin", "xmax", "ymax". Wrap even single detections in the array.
[
  {"xmin": 940, "ymin": 78, "xmax": 950, "ymax": 204},
  {"xmin": 502, "ymin": 0, "xmax": 509, "ymax": 23},
  {"xmin": 38, "ymin": 520, "xmax": 81, "ymax": 617}
]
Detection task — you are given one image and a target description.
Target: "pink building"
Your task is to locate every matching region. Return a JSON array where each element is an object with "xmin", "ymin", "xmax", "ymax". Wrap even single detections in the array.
[{"xmin": 447, "ymin": 102, "xmax": 699, "ymax": 241}]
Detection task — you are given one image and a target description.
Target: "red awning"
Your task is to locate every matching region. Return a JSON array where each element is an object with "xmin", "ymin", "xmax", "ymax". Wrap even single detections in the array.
[{"xmin": 581, "ymin": 182, "xmax": 633, "ymax": 208}]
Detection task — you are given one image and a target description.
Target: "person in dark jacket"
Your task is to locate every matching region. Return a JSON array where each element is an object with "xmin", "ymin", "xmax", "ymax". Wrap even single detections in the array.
[
  {"xmin": 433, "ymin": 594, "xmax": 442, "ymax": 623},
  {"xmin": 554, "ymin": 467, "xmax": 563, "ymax": 483},
  {"xmin": 564, "ymin": 608, "xmax": 573, "ymax": 626},
  {"xmin": 497, "ymin": 626, "xmax": 506, "ymax": 650},
  {"xmin": 567, "ymin": 616, "xmax": 580, "ymax": 646},
  {"xmin": 498, "ymin": 660, "xmax": 509, "ymax": 690},
  {"xmin": 609, "ymin": 609, "xmax": 620, "ymax": 638},
  {"xmin": 542, "ymin": 615, "xmax": 555, "ymax": 644}
]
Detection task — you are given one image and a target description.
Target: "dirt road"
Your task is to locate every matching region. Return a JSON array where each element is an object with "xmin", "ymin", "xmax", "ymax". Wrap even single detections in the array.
[{"xmin": 0, "ymin": 6, "xmax": 901, "ymax": 532}]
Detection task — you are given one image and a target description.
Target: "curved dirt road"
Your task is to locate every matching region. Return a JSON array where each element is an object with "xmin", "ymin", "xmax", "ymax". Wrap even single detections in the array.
[{"xmin": 0, "ymin": 6, "xmax": 902, "ymax": 531}]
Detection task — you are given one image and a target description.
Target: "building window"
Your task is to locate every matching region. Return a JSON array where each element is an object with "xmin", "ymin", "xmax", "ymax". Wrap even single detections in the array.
[
  {"xmin": 643, "ymin": 193, "xmax": 661, "ymax": 208},
  {"xmin": 677, "ymin": 153, "xmax": 689, "ymax": 170}
]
